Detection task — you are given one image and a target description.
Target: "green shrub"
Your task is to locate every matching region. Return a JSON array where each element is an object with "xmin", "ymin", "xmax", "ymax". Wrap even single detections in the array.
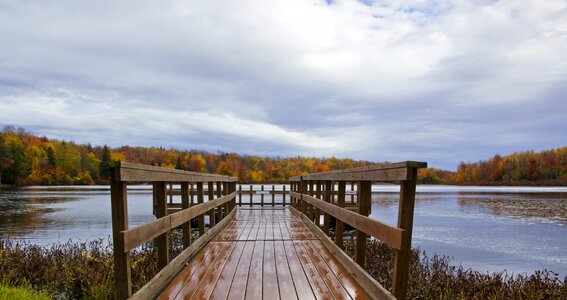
[{"xmin": 0, "ymin": 282, "xmax": 52, "ymax": 300}]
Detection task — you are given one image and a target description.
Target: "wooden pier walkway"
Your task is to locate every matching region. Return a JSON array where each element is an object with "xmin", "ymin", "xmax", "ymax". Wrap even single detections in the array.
[
  {"xmin": 158, "ymin": 208, "xmax": 369, "ymax": 299},
  {"xmin": 110, "ymin": 161, "xmax": 426, "ymax": 300}
]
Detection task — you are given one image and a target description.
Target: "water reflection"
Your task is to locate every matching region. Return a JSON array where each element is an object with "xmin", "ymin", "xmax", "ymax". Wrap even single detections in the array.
[
  {"xmin": 456, "ymin": 192, "xmax": 567, "ymax": 224},
  {"xmin": 1, "ymin": 185, "xmax": 566, "ymax": 276}
]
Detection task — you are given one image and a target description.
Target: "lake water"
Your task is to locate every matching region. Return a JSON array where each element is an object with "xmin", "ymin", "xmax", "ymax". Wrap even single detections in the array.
[{"xmin": 1, "ymin": 185, "xmax": 566, "ymax": 277}]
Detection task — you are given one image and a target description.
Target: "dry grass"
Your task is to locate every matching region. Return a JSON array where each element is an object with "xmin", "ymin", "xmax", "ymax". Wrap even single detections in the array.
[
  {"xmin": 344, "ymin": 239, "xmax": 567, "ymax": 299},
  {"xmin": 0, "ymin": 235, "xmax": 565, "ymax": 299}
]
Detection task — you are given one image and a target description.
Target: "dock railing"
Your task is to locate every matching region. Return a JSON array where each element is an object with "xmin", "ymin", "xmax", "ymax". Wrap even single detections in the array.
[
  {"xmin": 289, "ymin": 161, "xmax": 427, "ymax": 300},
  {"xmin": 110, "ymin": 162, "xmax": 237, "ymax": 299}
]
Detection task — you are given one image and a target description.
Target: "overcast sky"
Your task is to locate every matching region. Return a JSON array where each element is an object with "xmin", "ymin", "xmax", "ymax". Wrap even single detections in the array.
[{"xmin": 1, "ymin": 0, "xmax": 566, "ymax": 170}]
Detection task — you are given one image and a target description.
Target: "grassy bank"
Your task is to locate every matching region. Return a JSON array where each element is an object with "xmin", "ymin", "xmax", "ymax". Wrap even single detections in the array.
[
  {"xmin": 0, "ymin": 282, "xmax": 52, "ymax": 300},
  {"xmin": 1, "ymin": 235, "xmax": 565, "ymax": 299}
]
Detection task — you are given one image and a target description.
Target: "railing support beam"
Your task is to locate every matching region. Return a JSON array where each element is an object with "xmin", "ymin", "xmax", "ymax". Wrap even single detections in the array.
[
  {"xmin": 155, "ymin": 182, "xmax": 169, "ymax": 269},
  {"xmin": 355, "ymin": 181, "xmax": 371, "ymax": 267},
  {"xmin": 391, "ymin": 168, "xmax": 418, "ymax": 300},
  {"xmin": 110, "ymin": 168, "xmax": 131, "ymax": 300}
]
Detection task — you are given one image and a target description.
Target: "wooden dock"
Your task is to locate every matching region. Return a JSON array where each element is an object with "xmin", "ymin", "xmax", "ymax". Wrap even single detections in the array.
[
  {"xmin": 159, "ymin": 208, "xmax": 370, "ymax": 299},
  {"xmin": 110, "ymin": 161, "xmax": 426, "ymax": 300}
]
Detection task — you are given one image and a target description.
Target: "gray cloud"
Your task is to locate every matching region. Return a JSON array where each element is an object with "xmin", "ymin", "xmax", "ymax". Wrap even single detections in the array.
[{"xmin": 1, "ymin": 0, "xmax": 566, "ymax": 170}]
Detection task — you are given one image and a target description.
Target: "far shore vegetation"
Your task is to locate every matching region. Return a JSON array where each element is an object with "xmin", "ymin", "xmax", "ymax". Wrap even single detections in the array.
[{"xmin": 1, "ymin": 126, "xmax": 566, "ymax": 186}]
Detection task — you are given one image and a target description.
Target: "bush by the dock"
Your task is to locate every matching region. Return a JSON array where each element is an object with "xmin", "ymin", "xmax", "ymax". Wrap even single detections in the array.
[
  {"xmin": 0, "ymin": 281, "xmax": 52, "ymax": 300},
  {"xmin": 0, "ymin": 236, "xmax": 565, "ymax": 299},
  {"xmin": 345, "ymin": 239, "xmax": 567, "ymax": 299}
]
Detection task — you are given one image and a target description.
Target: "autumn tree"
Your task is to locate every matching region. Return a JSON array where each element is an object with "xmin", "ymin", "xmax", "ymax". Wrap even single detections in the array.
[
  {"xmin": 100, "ymin": 145, "xmax": 111, "ymax": 180},
  {"xmin": 46, "ymin": 146, "xmax": 56, "ymax": 168},
  {"xmin": 175, "ymin": 155, "xmax": 183, "ymax": 170},
  {"xmin": 0, "ymin": 135, "xmax": 14, "ymax": 184},
  {"xmin": 2, "ymin": 139, "xmax": 31, "ymax": 184}
]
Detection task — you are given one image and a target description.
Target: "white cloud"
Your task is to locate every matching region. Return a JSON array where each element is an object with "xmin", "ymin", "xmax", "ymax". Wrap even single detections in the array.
[{"xmin": 1, "ymin": 0, "xmax": 566, "ymax": 169}]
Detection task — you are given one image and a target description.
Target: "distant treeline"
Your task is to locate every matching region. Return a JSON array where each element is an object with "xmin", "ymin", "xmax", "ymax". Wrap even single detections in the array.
[
  {"xmin": 419, "ymin": 148, "xmax": 567, "ymax": 185},
  {"xmin": 1, "ymin": 127, "xmax": 566, "ymax": 186},
  {"xmin": 0, "ymin": 127, "xmax": 373, "ymax": 185}
]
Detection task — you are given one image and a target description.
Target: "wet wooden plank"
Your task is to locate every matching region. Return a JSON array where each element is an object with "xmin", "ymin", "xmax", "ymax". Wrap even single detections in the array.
[
  {"xmin": 226, "ymin": 241, "xmax": 255, "ymax": 300},
  {"xmin": 274, "ymin": 241, "xmax": 298, "ymax": 300},
  {"xmin": 299, "ymin": 240, "xmax": 353, "ymax": 300},
  {"xmin": 292, "ymin": 240, "xmax": 333, "ymax": 300},
  {"xmin": 283, "ymin": 241, "xmax": 316, "ymax": 300},
  {"xmin": 207, "ymin": 241, "xmax": 247, "ymax": 299},
  {"xmin": 171, "ymin": 242, "xmax": 235, "ymax": 299},
  {"xmin": 279, "ymin": 220, "xmax": 291, "ymax": 240},
  {"xmin": 246, "ymin": 221, "xmax": 260, "ymax": 241},
  {"xmin": 273, "ymin": 219, "xmax": 283, "ymax": 240},
  {"xmin": 256, "ymin": 221, "xmax": 267, "ymax": 241},
  {"xmin": 157, "ymin": 207, "xmax": 375, "ymax": 300},
  {"xmin": 263, "ymin": 240, "xmax": 280, "ymax": 299},
  {"xmin": 310, "ymin": 240, "xmax": 370, "ymax": 300},
  {"xmin": 265, "ymin": 222, "xmax": 274, "ymax": 240},
  {"xmin": 237, "ymin": 220, "xmax": 253, "ymax": 240},
  {"xmin": 245, "ymin": 241, "xmax": 264, "ymax": 300},
  {"xmin": 157, "ymin": 242, "xmax": 223, "ymax": 299}
]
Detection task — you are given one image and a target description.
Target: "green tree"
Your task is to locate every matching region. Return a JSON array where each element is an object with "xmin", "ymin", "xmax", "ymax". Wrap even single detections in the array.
[
  {"xmin": 175, "ymin": 155, "xmax": 183, "ymax": 170},
  {"xmin": 100, "ymin": 145, "xmax": 111, "ymax": 180},
  {"xmin": 0, "ymin": 135, "xmax": 14, "ymax": 184},
  {"xmin": 3, "ymin": 140, "xmax": 31, "ymax": 184},
  {"xmin": 46, "ymin": 146, "xmax": 56, "ymax": 168}
]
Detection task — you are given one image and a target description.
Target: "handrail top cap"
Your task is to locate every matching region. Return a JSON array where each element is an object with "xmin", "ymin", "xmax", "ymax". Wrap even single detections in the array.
[
  {"xmin": 113, "ymin": 161, "xmax": 238, "ymax": 181},
  {"xmin": 288, "ymin": 161, "xmax": 427, "ymax": 181}
]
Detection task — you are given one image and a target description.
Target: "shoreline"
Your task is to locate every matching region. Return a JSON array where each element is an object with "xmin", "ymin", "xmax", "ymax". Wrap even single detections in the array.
[{"xmin": 5, "ymin": 182, "xmax": 567, "ymax": 188}]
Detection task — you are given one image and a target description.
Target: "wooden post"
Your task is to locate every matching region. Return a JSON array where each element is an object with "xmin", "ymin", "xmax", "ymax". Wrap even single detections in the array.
[
  {"xmin": 216, "ymin": 182, "xmax": 223, "ymax": 220},
  {"xmin": 110, "ymin": 168, "xmax": 131, "ymax": 299},
  {"xmin": 190, "ymin": 183, "xmax": 194, "ymax": 206},
  {"xmin": 228, "ymin": 182, "xmax": 235, "ymax": 211},
  {"xmin": 249, "ymin": 185, "xmax": 253, "ymax": 207},
  {"xmin": 238, "ymin": 185, "xmax": 242, "ymax": 206},
  {"xmin": 323, "ymin": 181, "xmax": 332, "ymax": 235},
  {"xmin": 355, "ymin": 181, "xmax": 371, "ymax": 267},
  {"xmin": 232, "ymin": 182, "xmax": 237, "ymax": 209},
  {"xmin": 300, "ymin": 181, "xmax": 307, "ymax": 215},
  {"xmin": 181, "ymin": 182, "xmax": 191, "ymax": 249},
  {"xmin": 155, "ymin": 182, "xmax": 169, "ymax": 269},
  {"xmin": 289, "ymin": 183, "xmax": 294, "ymax": 207},
  {"xmin": 283, "ymin": 185, "xmax": 286, "ymax": 206},
  {"xmin": 314, "ymin": 181, "xmax": 322, "ymax": 226},
  {"xmin": 271, "ymin": 185, "xmax": 275, "ymax": 206},
  {"xmin": 222, "ymin": 182, "xmax": 229, "ymax": 216},
  {"xmin": 197, "ymin": 182, "xmax": 205, "ymax": 236},
  {"xmin": 350, "ymin": 182, "xmax": 355, "ymax": 204},
  {"xmin": 261, "ymin": 185, "xmax": 264, "ymax": 206},
  {"xmin": 208, "ymin": 182, "xmax": 216, "ymax": 227},
  {"xmin": 335, "ymin": 181, "xmax": 346, "ymax": 249},
  {"xmin": 392, "ymin": 168, "xmax": 418, "ymax": 300}
]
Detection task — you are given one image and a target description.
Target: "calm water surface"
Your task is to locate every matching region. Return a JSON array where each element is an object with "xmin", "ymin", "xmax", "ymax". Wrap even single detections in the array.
[{"xmin": 1, "ymin": 185, "xmax": 566, "ymax": 276}]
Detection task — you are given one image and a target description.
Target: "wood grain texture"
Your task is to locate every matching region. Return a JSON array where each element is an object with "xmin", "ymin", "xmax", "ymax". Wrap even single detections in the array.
[
  {"xmin": 116, "ymin": 161, "xmax": 237, "ymax": 182},
  {"xmin": 180, "ymin": 183, "xmax": 191, "ymax": 249},
  {"xmin": 158, "ymin": 207, "xmax": 374, "ymax": 300},
  {"xmin": 132, "ymin": 208, "xmax": 236, "ymax": 300},
  {"xmin": 122, "ymin": 192, "xmax": 236, "ymax": 251},
  {"xmin": 155, "ymin": 182, "xmax": 169, "ymax": 270},
  {"xmin": 290, "ymin": 191, "xmax": 404, "ymax": 250},
  {"xmin": 335, "ymin": 181, "xmax": 346, "ymax": 249},
  {"xmin": 391, "ymin": 168, "xmax": 418, "ymax": 300},
  {"xmin": 290, "ymin": 206, "xmax": 395, "ymax": 300},
  {"xmin": 110, "ymin": 168, "xmax": 131, "ymax": 300},
  {"xmin": 289, "ymin": 161, "xmax": 426, "ymax": 182},
  {"xmin": 355, "ymin": 181, "xmax": 371, "ymax": 267}
]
